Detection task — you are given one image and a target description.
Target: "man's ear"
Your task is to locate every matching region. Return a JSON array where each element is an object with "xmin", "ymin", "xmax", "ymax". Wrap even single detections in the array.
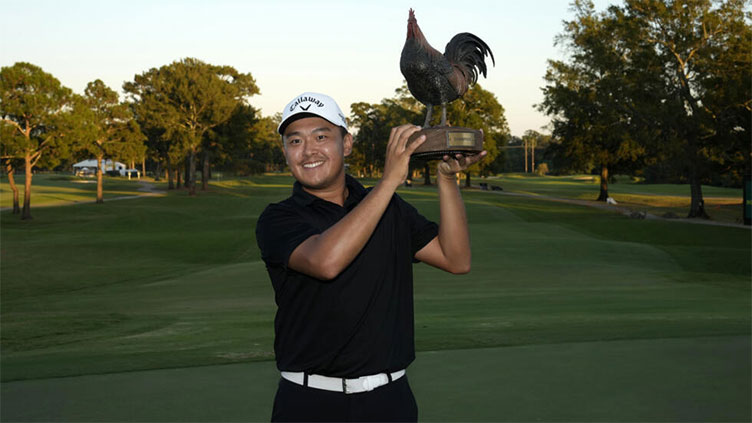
[
  {"xmin": 281, "ymin": 136, "xmax": 289, "ymax": 164},
  {"xmin": 343, "ymin": 133, "xmax": 353, "ymax": 157}
]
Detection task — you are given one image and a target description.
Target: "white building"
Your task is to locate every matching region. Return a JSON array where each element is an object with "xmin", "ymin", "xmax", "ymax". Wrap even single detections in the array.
[
  {"xmin": 72, "ymin": 159, "xmax": 140, "ymax": 178},
  {"xmin": 73, "ymin": 159, "xmax": 127, "ymax": 173}
]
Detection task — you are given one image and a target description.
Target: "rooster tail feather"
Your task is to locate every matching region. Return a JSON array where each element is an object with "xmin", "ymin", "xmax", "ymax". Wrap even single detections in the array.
[{"xmin": 444, "ymin": 33, "xmax": 495, "ymax": 85}]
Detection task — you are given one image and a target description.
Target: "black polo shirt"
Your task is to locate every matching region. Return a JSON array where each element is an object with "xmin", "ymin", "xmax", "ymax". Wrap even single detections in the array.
[{"xmin": 256, "ymin": 175, "xmax": 438, "ymax": 378}]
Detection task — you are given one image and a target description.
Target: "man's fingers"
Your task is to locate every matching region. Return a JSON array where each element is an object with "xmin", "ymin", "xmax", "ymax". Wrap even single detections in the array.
[
  {"xmin": 438, "ymin": 150, "xmax": 489, "ymax": 176},
  {"xmin": 397, "ymin": 125, "xmax": 422, "ymax": 152},
  {"xmin": 465, "ymin": 150, "xmax": 488, "ymax": 167},
  {"xmin": 405, "ymin": 133, "xmax": 426, "ymax": 154}
]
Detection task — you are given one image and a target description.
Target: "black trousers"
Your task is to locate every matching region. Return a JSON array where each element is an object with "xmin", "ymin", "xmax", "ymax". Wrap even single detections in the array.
[{"xmin": 271, "ymin": 375, "xmax": 418, "ymax": 422}]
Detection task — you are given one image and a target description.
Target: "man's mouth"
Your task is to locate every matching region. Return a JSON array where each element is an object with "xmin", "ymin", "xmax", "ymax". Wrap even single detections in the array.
[{"xmin": 303, "ymin": 161, "xmax": 324, "ymax": 169}]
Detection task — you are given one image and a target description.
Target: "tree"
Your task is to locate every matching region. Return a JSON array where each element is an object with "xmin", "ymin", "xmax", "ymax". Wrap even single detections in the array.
[
  {"xmin": 350, "ymin": 85, "xmax": 424, "ymax": 178},
  {"xmin": 1, "ymin": 122, "xmax": 22, "ymax": 213},
  {"xmin": 539, "ymin": 1, "xmax": 648, "ymax": 201},
  {"xmin": 75, "ymin": 80, "xmax": 145, "ymax": 203},
  {"xmin": 625, "ymin": 0, "xmax": 751, "ymax": 217},
  {"xmin": 442, "ymin": 84, "xmax": 509, "ymax": 187},
  {"xmin": 124, "ymin": 58, "xmax": 259, "ymax": 195},
  {"xmin": 124, "ymin": 68, "xmax": 171, "ymax": 183},
  {"xmin": 542, "ymin": 0, "xmax": 751, "ymax": 214},
  {"xmin": 0, "ymin": 62, "xmax": 74, "ymax": 219},
  {"xmin": 248, "ymin": 113, "xmax": 286, "ymax": 173},
  {"xmin": 350, "ymin": 83, "xmax": 508, "ymax": 187}
]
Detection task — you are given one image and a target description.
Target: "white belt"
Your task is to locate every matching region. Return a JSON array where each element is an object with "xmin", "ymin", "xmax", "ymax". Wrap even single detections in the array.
[{"xmin": 280, "ymin": 369, "xmax": 406, "ymax": 394}]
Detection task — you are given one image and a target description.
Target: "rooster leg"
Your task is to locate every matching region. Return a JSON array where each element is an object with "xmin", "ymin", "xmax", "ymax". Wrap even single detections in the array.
[
  {"xmin": 440, "ymin": 105, "xmax": 447, "ymax": 126},
  {"xmin": 423, "ymin": 105, "xmax": 433, "ymax": 128}
]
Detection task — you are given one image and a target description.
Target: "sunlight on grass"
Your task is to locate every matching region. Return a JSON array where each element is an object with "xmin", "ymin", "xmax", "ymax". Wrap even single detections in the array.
[{"xmin": 0, "ymin": 174, "xmax": 148, "ymax": 209}]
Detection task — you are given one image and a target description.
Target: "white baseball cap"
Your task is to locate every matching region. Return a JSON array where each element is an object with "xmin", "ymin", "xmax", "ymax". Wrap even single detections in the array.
[{"xmin": 278, "ymin": 92, "xmax": 348, "ymax": 135}]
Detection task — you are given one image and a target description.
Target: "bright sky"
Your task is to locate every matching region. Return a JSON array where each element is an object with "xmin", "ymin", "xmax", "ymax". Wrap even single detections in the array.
[{"xmin": 1, "ymin": 0, "xmax": 612, "ymax": 137}]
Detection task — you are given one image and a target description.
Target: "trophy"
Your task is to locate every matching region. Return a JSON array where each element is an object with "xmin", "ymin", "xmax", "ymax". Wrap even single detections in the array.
[{"xmin": 400, "ymin": 9, "xmax": 494, "ymax": 160}]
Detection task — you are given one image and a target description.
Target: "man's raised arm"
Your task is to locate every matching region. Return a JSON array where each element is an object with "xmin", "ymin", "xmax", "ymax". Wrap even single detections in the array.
[
  {"xmin": 288, "ymin": 125, "xmax": 426, "ymax": 280},
  {"xmin": 414, "ymin": 151, "xmax": 487, "ymax": 274}
]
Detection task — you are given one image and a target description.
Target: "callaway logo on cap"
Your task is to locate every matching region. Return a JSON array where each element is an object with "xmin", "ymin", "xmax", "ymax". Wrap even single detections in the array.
[{"xmin": 278, "ymin": 92, "xmax": 348, "ymax": 135}]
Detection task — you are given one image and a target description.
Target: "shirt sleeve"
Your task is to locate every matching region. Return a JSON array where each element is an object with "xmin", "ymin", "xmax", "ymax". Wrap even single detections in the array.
[
  {"xmin": 256, "ymin": 203, "xmax": 320, "ymax": 268},
  {"xmin": 394, "ymin": 194, "xmax": 439, "ymax": 257}
]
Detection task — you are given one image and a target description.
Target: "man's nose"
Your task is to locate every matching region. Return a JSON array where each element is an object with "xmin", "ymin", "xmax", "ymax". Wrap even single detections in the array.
[{"xmin": 302, "ymin": 137, "xmax": 316, "ymax": 155}]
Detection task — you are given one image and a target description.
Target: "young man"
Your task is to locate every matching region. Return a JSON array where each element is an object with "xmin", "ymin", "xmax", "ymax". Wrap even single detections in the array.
[{"xmin": 256, "ymin": 92, "xmax": 485, "ymax": 422}]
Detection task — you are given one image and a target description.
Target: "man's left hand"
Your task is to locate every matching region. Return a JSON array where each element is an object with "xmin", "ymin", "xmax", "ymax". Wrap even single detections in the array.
[{"xmin": 437, "ymin": 151, "xmax": 488, "ymax": 177}]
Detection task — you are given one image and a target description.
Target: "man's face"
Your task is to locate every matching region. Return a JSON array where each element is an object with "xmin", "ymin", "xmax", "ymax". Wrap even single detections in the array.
[{"xmin": 282, "ymin": 117, "xmax": 352, "ymax": 191}]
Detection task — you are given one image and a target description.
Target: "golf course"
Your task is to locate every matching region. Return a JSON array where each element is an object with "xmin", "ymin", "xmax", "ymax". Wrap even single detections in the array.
[{"xmin": 1, "ymin": 173, "xmax": 750, "ymax": 422}]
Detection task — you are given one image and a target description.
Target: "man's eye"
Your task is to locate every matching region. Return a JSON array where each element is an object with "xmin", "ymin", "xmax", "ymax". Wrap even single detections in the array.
[
  {"xmin": 289, "ymin": 138, "xmax": 301, "ymax": 145},
  {"xmin": 317, "ymin": 135, "xmax": 327, "ymax": 141}
]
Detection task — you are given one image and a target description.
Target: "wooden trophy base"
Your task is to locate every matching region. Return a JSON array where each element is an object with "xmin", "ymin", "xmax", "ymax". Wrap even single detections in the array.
[{"xmin": 407, "ymin": 126, "xmax": 484, "ymax": 160}]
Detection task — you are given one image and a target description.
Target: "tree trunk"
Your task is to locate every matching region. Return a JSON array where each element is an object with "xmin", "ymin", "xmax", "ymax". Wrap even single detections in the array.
[
  {"xmin": 423, "ymin": 162, "xmax": 431, "ymax": 185},
  {"xmin": 596, "ymin": 164, "xmax": 609, "ymax": 201},
  {"xmin": 188, "ymin": 149, "xmax": 197, "ymax": 196},
  {"xmin": 201, "ymin": 151, "xmax": 209, "ymax": 191},
  {"xmin": 184, "ymin": 156, "xmax": 190, "ymax": 189},
  {"xmin": 524, "ymin": 141, "xmax": 528, "ymax": 173},
  {"xmin": 21, "ymin": 154, "xmax": 32, "ymax": 220},
  {"xmin": 465, "ymin": 171, "xmax": 471, "ymax": 188},
  {"xmin": 688, "ymin": 168, "xmax": 709, "ymax": 219},
  {"xmin": 686, "ymin": 131, "xmax": 709, "ymax": 219},
  {"xmin": 176, "ymin": 166, "xmax": 182, "ymax": 188},
  {"xmin": 6, "ymin": 161, "xmax": 20, "ymax": 214},
  {"xmin": 142, "ymin": 158, "xmax": 146, "ymax": 179},
  {"xmin": 167, "ymin": 155, "xmax": 174, "ymax": 189},
  {"xmin": 96, "ymin": 154, "xmax": 104, "ymax": 204}
]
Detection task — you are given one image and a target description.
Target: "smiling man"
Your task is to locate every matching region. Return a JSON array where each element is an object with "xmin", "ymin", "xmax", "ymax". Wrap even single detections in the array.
[{"xmin": 256, "ymin": 92, "xmax": 485, "ymax": 422}]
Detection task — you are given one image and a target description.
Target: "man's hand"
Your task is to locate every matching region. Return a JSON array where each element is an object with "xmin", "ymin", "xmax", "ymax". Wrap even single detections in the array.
[
  {"xmin": 437, "ymin": 151, "xmax": 488, "ymax": 179},
  {"xmin": 383, "ymin": 125, "xmax": 426, "ymax": 187}
]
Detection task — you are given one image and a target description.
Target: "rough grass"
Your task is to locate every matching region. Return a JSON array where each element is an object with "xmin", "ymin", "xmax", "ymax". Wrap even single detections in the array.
[{"xmin": 1, "ymin": 174, "xmax": 749, "ymax": 383}]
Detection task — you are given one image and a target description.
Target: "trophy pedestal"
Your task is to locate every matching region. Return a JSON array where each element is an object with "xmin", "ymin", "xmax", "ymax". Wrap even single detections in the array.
[{"xmin": 407, "ymin": 126, "xmax": 484, "ymax": 160}]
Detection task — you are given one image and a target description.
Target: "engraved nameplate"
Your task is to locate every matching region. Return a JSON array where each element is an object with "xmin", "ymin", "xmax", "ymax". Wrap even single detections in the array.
[{"xmin": 447, "ymin": 131, "xmax": 477, "ymax": 147}]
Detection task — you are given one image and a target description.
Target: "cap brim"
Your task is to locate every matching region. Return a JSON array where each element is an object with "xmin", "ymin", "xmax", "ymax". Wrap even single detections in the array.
[{"xmin": 278, "ymin": 112, "xmax": 339, "ymax": 135}]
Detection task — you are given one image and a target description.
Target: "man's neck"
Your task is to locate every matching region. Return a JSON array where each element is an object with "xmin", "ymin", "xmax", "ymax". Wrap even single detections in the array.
[{"xmin": 302, "ymin": 176, "xmax": 349, "ymax": 206}]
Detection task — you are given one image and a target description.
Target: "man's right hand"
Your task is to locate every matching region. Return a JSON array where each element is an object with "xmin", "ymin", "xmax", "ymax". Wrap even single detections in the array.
[{"xmin": 382, "ymin": 125, "xmax": 425, "ymax": 188}]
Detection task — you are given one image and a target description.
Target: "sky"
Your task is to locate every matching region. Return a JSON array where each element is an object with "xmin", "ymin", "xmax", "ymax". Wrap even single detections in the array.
[{"xmin": 1, "ymin": 0, "xmax": 612, "ymax": 137}]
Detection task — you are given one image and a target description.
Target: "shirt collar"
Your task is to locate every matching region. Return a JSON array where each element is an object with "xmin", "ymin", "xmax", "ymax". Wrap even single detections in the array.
[{"xmin": 291, "ymin": 174, "xmax": 366, "ymax": 207}]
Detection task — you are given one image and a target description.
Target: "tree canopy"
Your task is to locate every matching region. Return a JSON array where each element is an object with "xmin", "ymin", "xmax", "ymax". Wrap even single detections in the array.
[
  {"xmin": 350, "ymin": 83, "xmax": 509, "ymax": 184},
  {"xmin": 124, "ymin": 58, "xmax": 259, "ymax": 195},
  {"xmin": 0, "ymin": 62, "xmax": 74, "ymax": 219},
  {"xmin": 76, "ymin": 79, "xmax": 145, "ymax": 203},
  {"xmin": 540, "ymin": 0, "xmax": 751, "ymax": 215}
]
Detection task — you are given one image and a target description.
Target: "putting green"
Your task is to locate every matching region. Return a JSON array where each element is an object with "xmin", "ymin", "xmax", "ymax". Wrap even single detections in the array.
[{"xmin": 2, "ymin": 335, "xmax": 749, "ymax": 422}]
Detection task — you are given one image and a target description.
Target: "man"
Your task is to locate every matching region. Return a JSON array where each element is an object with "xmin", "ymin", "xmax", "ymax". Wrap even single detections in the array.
[{"xmin": 256, "ymin": 92, "xmax": 485, "ymax": 422}]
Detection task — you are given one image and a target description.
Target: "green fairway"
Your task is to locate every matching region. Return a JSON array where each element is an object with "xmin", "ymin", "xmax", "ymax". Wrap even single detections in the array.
[
  {"xmin": 484, "ymin": 174, "xmax": 745, "ymax": 223},
  {"xmin": 2, "ymin": 336, "xmax": 749, "ymax": 422},
  {"xmin": 0, "ymin": 173, "xmax": 154, "ymax": 209},
  {"xmin": 1, "ymin": 174, "xmax": 750, "ymax": 420}
]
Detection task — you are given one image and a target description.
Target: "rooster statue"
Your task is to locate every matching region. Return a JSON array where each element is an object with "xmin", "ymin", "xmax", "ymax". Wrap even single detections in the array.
[{"xmin": 400, "ymin": 9, "xmax": 495, "ymax": 128}]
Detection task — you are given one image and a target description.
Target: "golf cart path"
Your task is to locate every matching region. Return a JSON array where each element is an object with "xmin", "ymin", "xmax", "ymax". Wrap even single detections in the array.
[{"xmin": 486, "ymin": 188, "xmax": 750, "ymax": 229}]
